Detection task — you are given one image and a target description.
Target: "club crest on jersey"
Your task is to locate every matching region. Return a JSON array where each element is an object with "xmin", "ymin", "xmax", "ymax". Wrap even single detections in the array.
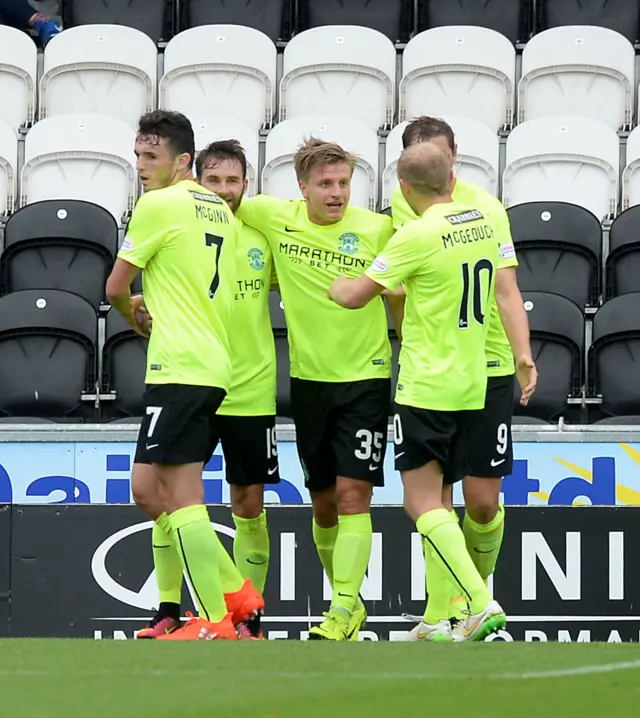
[
  {"xmin": 338, "ymin": 232, "xmax": 360, "ymax": 255},
  {"xmin": 247, "ymin": 248, "xmax": 265, "ymax": 271}
]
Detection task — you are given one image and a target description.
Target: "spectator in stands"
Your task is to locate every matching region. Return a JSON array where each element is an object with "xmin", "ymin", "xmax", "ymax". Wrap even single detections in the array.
[{"xmin": 0, "ymin": 0, "xmax": 61, "ymax": 44}]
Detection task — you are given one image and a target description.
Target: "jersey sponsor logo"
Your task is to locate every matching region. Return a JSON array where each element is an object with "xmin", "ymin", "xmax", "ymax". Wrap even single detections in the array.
[
  {"xmin": 338, "ymin": 232, "xmax": 360, "ymax": 255},
  {"xmin": 499, "ymin": 242, "xmax": 516, "ymax": 259},
  {"xmin": 189, "ymin": 190, "xmax": 223, "ymax": 204},
  {"xmin": 370, "ymin": 256, "xmax": 388, "ymax": 273},
  {"xmin": 247, "ymin": 247, "xmax": 265, "ymax": 271},
  {"xmin": 442, "ymin": 223, "xmax": 493, "ymax": 249},
  {"xmin": 279, "ymin": 242, "xmax": 366, "ymax": 270},
  {"xmin": 120, "ymin": 236, "xmax": 133, "ymax": 252},
  {"xmin": 445, "ymin": 209, "xmax": 484, "ymax": 225}
]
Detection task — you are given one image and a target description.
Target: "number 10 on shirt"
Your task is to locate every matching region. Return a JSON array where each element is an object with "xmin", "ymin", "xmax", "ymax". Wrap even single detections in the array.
[
  {"xmin": 458, "ymin": 259, "xmax": 494, "ymax": 329},
  {"xmin": 205, "ymin": 233, "xmax": 224, "ymax": 299}
]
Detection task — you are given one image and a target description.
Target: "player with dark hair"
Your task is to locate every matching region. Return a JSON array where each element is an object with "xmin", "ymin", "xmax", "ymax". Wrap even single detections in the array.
[
  {"xmin": 237, "ymin": 137, "xmax": 397, "ymax": 641},
  {"xmin": 106, "ymin": 110, "xmax": 263, "ymax": 641},
  {"xmin": 390, "ymin": 116, "xmax": 536, "ymax": 640},
  {"xmin": 330, "ymin": 142, "xmax": 508, "ymax": 641}
]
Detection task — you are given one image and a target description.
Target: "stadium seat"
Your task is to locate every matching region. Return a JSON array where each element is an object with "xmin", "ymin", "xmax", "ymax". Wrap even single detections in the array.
[
  {"xmin": 180, "ymin": 0, "xmax": 293, "ymax": 42},
  {"xmin": 382, "ymin": 116, "xmax": 499, "ymax": 208},
  {"xmin": 537, "ymin": 0, "xmax": 640, "ymax": 45},
  {"xmin": 0, "ymin": 200, "xmax": 119, "ymax": 310},
  {"xmin": 594, "ymin": 416, "xmax": 640, "ymax": 425},
  {"xmin": 511, "ymin": 416, "xmax": 552, "ymax": 425},
  {"xmin": 503, "ymin": 116, "xmax": 619, "ymax": 221},
  {"xmin": 262, "ymin": 115, "xmax": 379, "ymax": 210},
  {"xmin": 191, "ymin": 115, "xmax": 259, "ymax": 197},
  {"xmin": 39, "ymin": 25, "xmax": 157, "ymax": 128},
  {"xmin": 61, "ymin": 0, "xmax": 172, "ymax": 42},
  {"xmin": 101, "ymin": 308, "xmax": 146, "ymax": 418},
  {"xmin": 0, "ymin": 121, "xmax": 18, "ymax": 217},
  {"xmin": 399, "ymin": 27, "xmax": 516, "ymax": 131},
  {"xmin": 507, "ymin": 201, "xmax": 602, "ymax": 309},
  {"xmin": 22, "ymin": 114, "xmax": 137, "ymax": 223},
  {"xmin": 280, "ymin": 26, "xmax": 396, "ymax": 131},
  {"xmin": 518, "ymin": 292, "xmax": 584, "ymax": 421},
  {"xmin": 269, "ymin": 291, "xmax": 286, "ymax": 331},
  {"xmin": 160, "ymin": 26, "xmax": 277, "ymax": 131},
  {"xmin": 589, "ymin": 294, "xmax": 640, "ymax": 418},
  {"xmin": 0, "ymin": 26, "xmax": 37, "ymax": 130},
  {"xmin": 296, "ymin": 0, "xmax": 413, "ymax": 43},
  {"xmin": 269, "ymin": 293, "xmax": 290, "ymax": 418},
  {"xmin": 621, "ymin": 125, "xmax": 640, "ymax": 210},
  {"xmin": 417, "ymin": 0, "xmax": 531, "ymax": 45},
  {"xmin": 0, "ymin": 289, "xmax": 97, "ymax": 419},
  {"xmin": 605, "ymin": 206, "xmax": 640, "ymax": 298},
  {"xmin": 519, "ymin": 27, "xmax": 634, "ymax": 131}
]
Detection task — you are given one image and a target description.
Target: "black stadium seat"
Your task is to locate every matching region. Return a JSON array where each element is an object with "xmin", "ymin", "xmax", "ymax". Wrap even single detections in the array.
[
  {"xmin": 0, "ymin": 200, "xmax": 119, "ymax": 310},
  {"xmin": 269, "ymin": 291, "xmax": 287, "ymax": 331},
  {"xmin": 297, "ymin": 0, "xmax": 413, "ymax": 43},
  {"xmin": 269, "ymin": 292, "xmax": 291, "ymax": 418},
  {"xmin": 102, "ymin": 309, "xmax": 147, "ymax": 419},
  {"xmin": 180, "ymin": 0, "xmax": 294, "ymax": 41},
  {"xmin": 605, "ymin": 206, "xmax": 640, "ymax": 299},
  {"xmin": 417, "ymin": 0, "xmax": 532, "ymax": 44},
  {"xmin": 537, "ymin": 0, "xmax": 640, "ymax": 45},
  {"xmin": 507, "ymin": 201, "xmax": 602, "ymax": 310},
  {"xmin": 61, "ymin": 0, "xmax": 174, "ymax": 42},
  {"xmin": 0, "ymin": 290, "xmax": 97, "ymax": 419},
  {"xmin": 595, "ymin": 416, "xmax": 640, "ymax": 425},
  {"xmin": 589, "ymin": 294, "xmax": 640, "ymax": 418},
  {"xmin": 518, "ymin": 291, "xmax": 584, "ymax": 421}
]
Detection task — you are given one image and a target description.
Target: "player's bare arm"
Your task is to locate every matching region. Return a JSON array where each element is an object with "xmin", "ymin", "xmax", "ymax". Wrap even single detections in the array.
[
  {"xmin": 494, "ymin": 267, "xmax": 537, "ymax": 406},
  {"xmin": 328, "ymin": 273, "xmax": 385, "ymax": 309},
  {"xmin": 106, "ymin": 258, "xmax": 150, "ymax": 338}
]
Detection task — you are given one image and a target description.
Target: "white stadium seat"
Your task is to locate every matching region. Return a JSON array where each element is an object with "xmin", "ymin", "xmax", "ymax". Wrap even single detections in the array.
[
  {"xmin": 280, "ymin": 26, "xmax": 396, "ymax": 131},
  {"xmin": 22, "ymin": 114, "xmax": 137, "ymax": 222},
  {"xmin": 262, "ymin": 115, "xmax": 379, "ymax": 210},
  {"xmin": 519, "ymin": 26, "xmax": 634, "ymax": 131},
  {"xmin": 382, "ymin": 115, "xmax": 499, "ymax": 208},
  {"xmin": 0, "ymin": 120, "xmax": 18, "ymax": 216},
  {"xmin": 503, "ymin": 116, "xmax": 619, "ymax": 221},
  {"xmin": 190, "ymin": 114, "xmax": 260, "ymax": 197},
  {"xmin": 399, "ymin": 26, "xmax": 516, "ymax": 131},
  {"xmin": 39, "ymin": 25, "xmax": 157, "ymax": 128},
  {"xmin": 0, "ymin": 26, "xmax": 37, "ymax": 130},
  {"xmin": 621, "ymin": 126, "xmax": 640, "ymax": 210},
  {"xmin": 160, "ymin": 26, "xmax": 277, "ymax": 131}
]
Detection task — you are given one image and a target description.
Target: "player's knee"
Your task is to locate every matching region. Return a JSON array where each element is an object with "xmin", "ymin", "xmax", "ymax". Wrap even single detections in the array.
[
  {"xmin": 336, "ymin": 478, "xmax": 372, "ymax": 515},
  {"xmin": 311, "ymin": 489, "xmax": 338, "ymax": 527},
  {"xmin": 231, "ymin": 485, "xmax": 264, "ymax": 519},
  {"xmin": 131, "ymin": 464, "xmax": 163, "ymax": 518},
  {"xmin": 465, "ymin": 493, "xmax": 500, "ymax": 524}
]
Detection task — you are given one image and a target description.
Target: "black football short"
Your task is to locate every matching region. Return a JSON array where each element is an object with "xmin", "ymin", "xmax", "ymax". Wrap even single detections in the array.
[
  {"xmin": 134, "ymin": 384, "xmax": 226, "ymax": 465},
  {"xmin": 290, "ymin": 377, "xmax": 391, "ymax": 492},
  {"xmin": 211, "ymin": 414, "xmax": 280, "ymax": 486},
  {"xmin": 444, "ymin": 374, "xmax": 515, "ymax": 484}
]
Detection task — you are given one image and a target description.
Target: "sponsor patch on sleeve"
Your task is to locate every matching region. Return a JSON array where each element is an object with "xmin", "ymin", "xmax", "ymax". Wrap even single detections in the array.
[
  {"xmin": 120, "ymin": 236, "xmax": 133, "ymax": 252},
  {"xmin": 499, "ymin": 242, "xmax": 516, "ymax": 259},
  {"xmin": 370, "ymin": 256, "xmax": 388, "ymax": 273}
]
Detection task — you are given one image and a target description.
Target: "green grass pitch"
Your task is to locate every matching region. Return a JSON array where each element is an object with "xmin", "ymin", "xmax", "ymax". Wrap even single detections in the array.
[{"xmin": 0, "ymin": 640, "xmax": 639, "ymax": 717}]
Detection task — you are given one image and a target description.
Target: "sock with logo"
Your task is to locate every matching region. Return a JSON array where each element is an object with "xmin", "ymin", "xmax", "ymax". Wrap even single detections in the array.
[
  {"xmin": 447, "ymin": 509, "xmax": 467, "ymax": 619},
  {"xmin": 463, "ymin": 504, "xmax": 505, "ymax": 584},
  {"xmin": 417, "ymin": 508, "xmax": 490, "ymax": 615},
  {"xmin": 169, "ymin": 504, "xmax": 228, "ymax": 623},
  {"xmin": 232, "ymin": 510, "xmax": 270, "ymax": 593},
  {"xmin": 312, "ymin": 521, "xmax": 339, "ymax": 586},
  {"xmin": 423, "ymin": 539, "xmax": 452, "ymax": 624},
  {"xmin": 331, "ymin": 513, "xmax": 372, "ymax": 617},
  {"xmin": 152, "ymin": 512, "xmax": 183, "ymax": 616}
]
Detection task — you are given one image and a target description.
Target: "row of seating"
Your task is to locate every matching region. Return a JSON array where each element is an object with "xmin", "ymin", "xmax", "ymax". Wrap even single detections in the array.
[
  {"xmin": 1, "ymin": 111, "xmax": 639, "ymax": 222},
  {"xmin": 43, "ymin": 0, "xmax": 640, "ymax": 46},
  {"xmin": 2, "ymin": 198, "xmax": 640, "ymax": 312},
  {"xmin": 3, "ymin": 22, "xmax": 639, "ymax": 134},
  {"xmin": 0, "ymin": 287, "xmax": 635, "ymax": 423}
]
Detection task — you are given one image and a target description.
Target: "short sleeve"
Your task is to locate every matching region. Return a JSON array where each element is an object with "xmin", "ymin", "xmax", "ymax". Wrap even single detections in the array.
[
  {"xmin": 365, "ymin": 224, "xmax": 428, "ymax": 290},
  {"xmin": 236, "ymin": 195, "xmax": 289, "ymax": 235},
  {"xmin": 488, "ymin": 200, "xmax": 518, "ymax": 270},
  {"xmin": 117, "ymin": 191, "xmax": 168, "ymax": 269}
]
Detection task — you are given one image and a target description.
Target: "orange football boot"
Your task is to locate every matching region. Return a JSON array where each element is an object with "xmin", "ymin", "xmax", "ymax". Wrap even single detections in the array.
[
  {"xmin": 156, "ymin": 611, "xmax": 237, "ymax": 641},
  {"xmin": 224, "ymin": 579, "xmax": 265, "ymax": 640}
]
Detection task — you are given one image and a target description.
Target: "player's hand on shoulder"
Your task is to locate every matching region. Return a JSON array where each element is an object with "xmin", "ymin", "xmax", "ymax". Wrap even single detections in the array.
[{"xmin": 515, "ymin": 356, "xmax": 537, "ymax": 407}]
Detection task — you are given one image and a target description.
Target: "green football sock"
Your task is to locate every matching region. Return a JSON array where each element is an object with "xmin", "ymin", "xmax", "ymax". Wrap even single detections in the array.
[
  {"xmin": 416, "ymin": 508, "xmax": 490, "ymax": 615},
  {"xmin": 331, "ymin": 513, "xmax": 372, "ymax": 615},
  {"xmin": 232, "ymin": 510, "xmax": 270, "ymax": 593},
  {"xmin": 211, "ymin": 527, "xmax": 244, "ymax": 595},
  {"xmin": 152, "ymin": 512, "xmax": 183, "ymax": 606},
  {"xmin": 312, "ymin": 521, "xmax": 339, "ymax": 586},
  {"xmin": 448, "ymin": 509, "xmax": 467, "ymax": 619},
  {"xmin": 422, "ymin": 538, "xmax": 451, "ymax": 624},
  {"xmin": 463, "ymin": 504, "xmax": 505, "ymax": 582},
  {"xmin": 169, "ymin": 504, "xmax": 228, "ymax": 623}
]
